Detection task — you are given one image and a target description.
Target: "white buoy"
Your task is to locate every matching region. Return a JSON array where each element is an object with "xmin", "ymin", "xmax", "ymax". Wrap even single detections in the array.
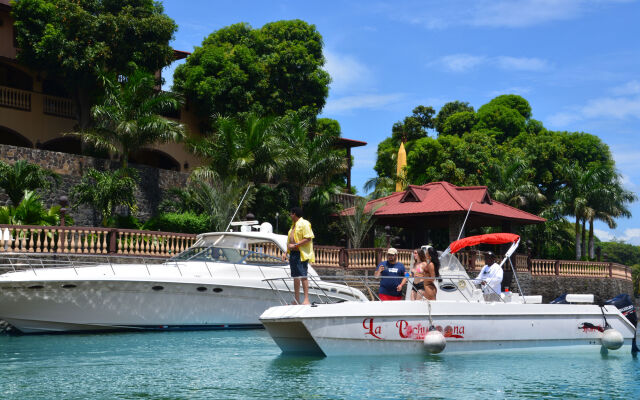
[
  {"xmin": 423, "ymin": 328, "xmax": 446, "ymax": 354},
  {"xmin": 601, "ymin": 328, "xmax": 624, "ymax": 350}
]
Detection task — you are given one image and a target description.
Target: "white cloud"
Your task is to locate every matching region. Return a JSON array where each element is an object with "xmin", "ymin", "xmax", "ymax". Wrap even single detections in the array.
[
  {"xmin": 594, "ymin": 228, "xmax": 615, "ymax": 241},
  {"xmin": 619, "ymin": 229, "xmax": 640, "ymax": 245},
  {"xmin": 546, "ymin": 111, "xmax": 582, "ymax": 127},
  {"xmin": 581, "ymin": 96, "xmax": 640, "ymax": 119},
  {"xmin": 323, "ymin": 93, "xmax": 405, "ymax": 114},
  {"xmin": 488, "ymin": 86, "xmax": 532, "ymax": 97},
  {"xmin": 433, "ymin": 54, "xmax": 550, "ymax": 73},
  {"xmin": 435, "ymin": 54, "xmax": 486, "ymax": 72},
  {"xmin": 495, "ymin": 56, "xmax": 551, "ymax": 71},
  {"xmin": 383, "ymin": 0, "xmax": 634, "ymax": 29},
  {"xmin": 611, "ymin": 80, "xmax": 640, "ymax": 96},
  {"xmin": 324, "ymin": 51, "xmax": 373, "ymax": 94},
  {"xmin": 594, "ymin": 228, "xmax": 640, "ymax": 245}
]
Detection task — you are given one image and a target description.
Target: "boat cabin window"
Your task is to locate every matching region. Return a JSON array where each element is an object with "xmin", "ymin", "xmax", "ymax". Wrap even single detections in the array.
[{"xmin": 169, "ymin": 246, "xmax": 286, "ymax": 266}]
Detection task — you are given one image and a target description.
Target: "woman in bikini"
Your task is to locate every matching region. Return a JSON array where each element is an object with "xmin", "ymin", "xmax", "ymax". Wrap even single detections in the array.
[
  {"xmin": 423, "ymin": 246, "xmax": 441, "ymax": 301},
  {"xmin": 411, "ymin": 249, "xmax": 428, "ymax": 300}
]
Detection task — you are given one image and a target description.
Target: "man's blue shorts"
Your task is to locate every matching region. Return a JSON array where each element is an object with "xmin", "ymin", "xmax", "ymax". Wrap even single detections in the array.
[{"xmin": 289, "ymin": 251, "xmax": 308, "ymax": 278}]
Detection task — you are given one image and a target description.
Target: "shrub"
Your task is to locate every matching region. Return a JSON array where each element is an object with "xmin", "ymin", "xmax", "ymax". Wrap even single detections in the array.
[{"xmin": 144, "ymin": 212, "xmax": 210, "ymax": 234}]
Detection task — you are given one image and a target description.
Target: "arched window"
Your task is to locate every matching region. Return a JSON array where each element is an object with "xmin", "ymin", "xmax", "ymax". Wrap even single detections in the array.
[
  {"xmin": 0, "ymin": 63, "xmax": 33, "ymax": 91},
  {"xmin": 129, "ymin": 149, "xmax": 181, "ymax": 171},
  {"xmin": 0, "ymin": 126, "xmax": 32, "ymax": 148},
  {"xmin": 40, "ymin": 137, "xmax": 82, "ymax": 155}
]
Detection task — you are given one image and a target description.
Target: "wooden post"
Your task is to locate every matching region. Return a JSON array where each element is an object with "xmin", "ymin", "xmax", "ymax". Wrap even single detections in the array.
[
  {"xmin": 555, "ymin": 260, "xmax": 560, "ymax": 275},
  {"xmin": 609, "ymin": 262, "xmax": 613, "ymax": 278},
  {"xmin": 109, "ymin": 229, "xmax": 117, "ymax": 254}
]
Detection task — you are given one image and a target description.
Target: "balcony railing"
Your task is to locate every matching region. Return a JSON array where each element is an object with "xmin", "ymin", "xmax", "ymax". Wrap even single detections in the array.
[
  {"xmin": 43, "ymin": 94, "xmax": 75, "ymax": 118},
  {"xmin": 0, "ymin": 224, "xmax": 631, "ymax": 281},
  {"xmin": 0, "ymin": 86, "xmax": 31, "ymax": 111}
]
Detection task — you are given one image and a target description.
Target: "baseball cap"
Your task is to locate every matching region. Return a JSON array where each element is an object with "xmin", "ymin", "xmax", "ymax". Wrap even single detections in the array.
[{"xmin": 387, "ymin": 248, "xmax": 398, "ymax": 255}]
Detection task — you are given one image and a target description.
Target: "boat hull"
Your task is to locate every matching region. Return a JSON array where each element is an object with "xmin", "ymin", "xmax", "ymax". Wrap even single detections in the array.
[
  {"xmin": 0, "ymin": 279, "xmax": 345, "ymax": 334},
  {"xmin": 260, "ymin": 301, "xmax": 638, "ymax": 356}
]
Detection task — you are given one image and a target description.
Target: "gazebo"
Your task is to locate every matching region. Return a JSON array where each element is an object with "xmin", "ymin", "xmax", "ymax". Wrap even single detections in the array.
[{"xmin": 343, "ymin": 181, "xmax": 545, "ymax": 247}]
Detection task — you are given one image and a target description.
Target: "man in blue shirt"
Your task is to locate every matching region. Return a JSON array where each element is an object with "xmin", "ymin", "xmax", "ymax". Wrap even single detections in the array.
[{"xmin": 374, "ymin": 248, "xmax": 407, "ymax": 301}]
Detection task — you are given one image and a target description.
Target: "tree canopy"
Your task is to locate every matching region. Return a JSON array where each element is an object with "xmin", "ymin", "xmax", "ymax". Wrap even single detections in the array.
[
  {"xmin": 172, "ymin": 20, "xmax": 330, "ymax": 119},
  {"xmin": 12, "ymin": 0, "xmax": 177, "ymax": 128},
  {"xmin": 369, "ymin": 94, "xmax": 634, "ymax": 258}
]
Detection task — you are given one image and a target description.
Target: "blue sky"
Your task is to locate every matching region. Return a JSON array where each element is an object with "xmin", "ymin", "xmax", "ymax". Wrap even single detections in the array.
[{"xmin": 161, "ymin": 0, "xmax": 640, "ymax": 244}]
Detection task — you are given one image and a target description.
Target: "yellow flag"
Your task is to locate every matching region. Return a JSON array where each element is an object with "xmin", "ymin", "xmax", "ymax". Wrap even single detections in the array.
[{"xmin": 396, "ymin": 142, "xmax": 407, "ymax": 192}]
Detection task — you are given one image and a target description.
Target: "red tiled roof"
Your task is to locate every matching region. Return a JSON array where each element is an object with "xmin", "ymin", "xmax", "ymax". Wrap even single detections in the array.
[{"xmin": 344, "ymin": 181, "xmax": 545, "ymax": 224}]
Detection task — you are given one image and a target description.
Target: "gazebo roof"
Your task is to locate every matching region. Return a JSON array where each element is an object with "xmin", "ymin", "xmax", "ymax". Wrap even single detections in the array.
[{"xmin": 343, "ymin": 181, "xmax": 545, "ymax": 228}]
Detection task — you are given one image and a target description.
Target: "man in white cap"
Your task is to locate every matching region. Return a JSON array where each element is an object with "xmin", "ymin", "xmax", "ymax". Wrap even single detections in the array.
[{"xmin": 374, "ymin": 248, "xmax": 407, "ymax": 301}]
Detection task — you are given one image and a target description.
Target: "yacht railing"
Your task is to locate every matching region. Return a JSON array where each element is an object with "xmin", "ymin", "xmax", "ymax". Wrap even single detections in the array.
[{"xmin": 263, "ymin": 274, "xmax": 503, "ymax": 305}]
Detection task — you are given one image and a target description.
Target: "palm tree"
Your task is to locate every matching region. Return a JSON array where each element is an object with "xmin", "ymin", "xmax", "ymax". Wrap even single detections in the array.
[
  {"xmin": 279, "ymin": 117, "xmax": 345, "ymax": 206},
  {"xmin": 68, "ymin": 68, "xmax": 186, "ymax": 169},
  {"xmin": 185, "ymin": 169, "xmax": 254, "ymax": 232},
  {"xmin": 189, "ymin": 114, "xmax": 283, "ymax": 183},
  {"xmin": 0, "ymin": 160, "xmax": 60, "ymax": 206},
  {"xmin": 341, "ymin": 197, "xmax": 385, "ymax": 248},
  {"xmin": 557, "ymin": 163, "xmax": 592, "ymax": 260},
  {"xmin": 490, "ymin": 157, "xmax": 546, "ymax": 210},
  {"xmin": 0, "ymin": 190, "xmax": 63, "ymax": 226},
  {"xmin": 364, "ymin": 176, "xmax": 400, "ymax": 200},
  {"xmin": 584, "ymin": 169, "xmax": 636, "ymax": 258},
  {"xmin": 70, "ymin": 168, "xmax": 139, "ymax": 227}
]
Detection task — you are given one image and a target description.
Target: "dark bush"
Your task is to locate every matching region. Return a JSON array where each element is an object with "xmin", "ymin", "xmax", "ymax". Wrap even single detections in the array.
[{"xmin": 144, "ymin": 212, "xmax": 210, "ymax": 234}]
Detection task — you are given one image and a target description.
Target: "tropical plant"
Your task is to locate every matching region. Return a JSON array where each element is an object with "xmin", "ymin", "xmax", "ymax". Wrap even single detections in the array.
[
  {"xmin": 0, "ymin": 190, "xmax": 66, "ymax": 226},
  {"xmin": 184, "ymin": 169, "xmax": 254, "ymax": 232},
  {"xmin": 189, "ymin": 114, "xmax": 283, "ymax": 183},
  {"xmin": 279, "ymin": 117, "xmax": 345, "ymax": 206},
  {"xmin": 68, "ymin": 68, "xmax": 186, "ymax": 169},
  {"xmin": 340, "ymin": 197, "xmax": 385, "ymax": 248},
  {"xmin": 364, "ymin": 176, "xmax": 396, "ymax": 199},
  {"xmin": 70, "ymin": 168, "xmax": 139, "ymax": 227},
  {"xmin": 489, "ymin": 157, "xmax": 545, "ymax": 210},
  {"xmin": 172, "ymin": 20, "xmax": 330, "ymax": 118},
  {"xmin": 0, "ymin": 160, "xmax": 60, "ymax": 206},
  {"xmin": 12, "ymin": 0, "xmax": 177, "ymax": 129}
]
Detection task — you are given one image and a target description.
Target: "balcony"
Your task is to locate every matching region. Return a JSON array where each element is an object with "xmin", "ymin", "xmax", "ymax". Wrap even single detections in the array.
[{"xmin": 0, "ymin": 85, "xmax": 75, "ymax": 119}]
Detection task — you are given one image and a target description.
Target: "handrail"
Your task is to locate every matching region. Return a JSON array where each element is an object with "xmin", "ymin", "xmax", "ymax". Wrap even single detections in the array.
[{"xmin": 0, "ymin": 224, "xmax": 630, "ymax": 281}]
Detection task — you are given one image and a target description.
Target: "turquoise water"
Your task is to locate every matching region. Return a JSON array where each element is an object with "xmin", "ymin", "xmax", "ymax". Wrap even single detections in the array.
[{"xmin": 1, "ymin": 330, "xmax": 640, "ymax": 399}]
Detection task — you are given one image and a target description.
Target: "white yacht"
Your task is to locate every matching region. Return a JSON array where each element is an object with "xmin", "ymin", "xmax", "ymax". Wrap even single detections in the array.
[
  {"xmin": 0, "ymin": 223, "xmax": 367, "ymax": 333},
  {"xmin": 260, "ymin": 233, "xmax": 638, "ymax": 356}
]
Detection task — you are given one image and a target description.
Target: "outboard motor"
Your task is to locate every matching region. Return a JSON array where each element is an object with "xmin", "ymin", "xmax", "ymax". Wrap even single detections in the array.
[{"xmin": 605, "ymin": 294, "xmax": 639, "ymax": 354}]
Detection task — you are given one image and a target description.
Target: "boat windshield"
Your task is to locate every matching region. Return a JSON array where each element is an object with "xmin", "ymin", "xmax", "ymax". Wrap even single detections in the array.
[
  {"xmin": 439, "ymin": 251, "xmax": 470, "ymax": 279},
  {"xmin": 169, "ymin": 246, "xmax": 286, "ymax": 266}
]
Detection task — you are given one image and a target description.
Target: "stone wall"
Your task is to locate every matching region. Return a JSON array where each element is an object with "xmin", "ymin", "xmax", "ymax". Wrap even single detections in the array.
[{"xmin": 0, "ymin": 144, "xmax": 189, "ymax": 225}]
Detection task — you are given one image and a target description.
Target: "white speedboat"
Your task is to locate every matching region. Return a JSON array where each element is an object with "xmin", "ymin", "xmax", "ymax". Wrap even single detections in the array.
[
  {"xmin": 0, "ymin": 223, "xmax": 366, "ymax": 333},
  {"xmin": 260, "ymin": 233, "xmax": 638, "ymax": 356}
]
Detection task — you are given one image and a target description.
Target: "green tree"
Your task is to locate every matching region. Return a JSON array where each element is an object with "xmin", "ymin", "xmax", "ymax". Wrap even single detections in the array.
[
  {"xmin": 279, "ymin": 118, "xmax": 344, "ymax": 206},
  {"xmin": 0, "ymin": 190, "xmax": 64, "ymax": 226},
  {"xmin": 482, "ymin": 94, "xmax": 532, "ymax": 119},
  {"xmin": 391, "ymin": 105, "xmax": 435, "ymax": 142},
  {"xmin": 434, "ymin": 101, "xmax": 474, "ymax": 135},
  {"xmin": 12, "ymin": 0, "xmax": 177, "ymax": 129},
  {"xmin": 340, "ymin": 197, "xmax": 385, "ymax": 248},
  {"xmin": 475, "ymin": 103, "xmax": 526, "ymax": 143},
  {"xmin": 71, "ymin": 168, "xmax": 139, "ymax": 227},
  {"xmin": 489, "ymin": 157, "xmax": 545, "ymax": 210},
  {"xmin": 69, "ymin": 68, "xmax": 186, "ymax": 169},
  {"xmin": 440, "ymin": 111, "xmax": 477, "ymax": 137},
  {"xmin": 173, "ymin": 20, "xmax": 330, "ymax": 119},
  {"xmin": 184, "ymin": 170, "xmax": 254, "ymax": 232},
  {"xmin": 189, "ymin": 114, "xmax": 283, "ymax": 183},
  {"xmin": 0, "ymin": 160, "xmax": 60, "ymax": 206}
]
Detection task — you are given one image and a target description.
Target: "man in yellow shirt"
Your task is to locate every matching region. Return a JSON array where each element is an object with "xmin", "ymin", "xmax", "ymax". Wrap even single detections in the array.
[{"xmin": 285, "ymin": 207, "xmax": 315, "ymax": 305}]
